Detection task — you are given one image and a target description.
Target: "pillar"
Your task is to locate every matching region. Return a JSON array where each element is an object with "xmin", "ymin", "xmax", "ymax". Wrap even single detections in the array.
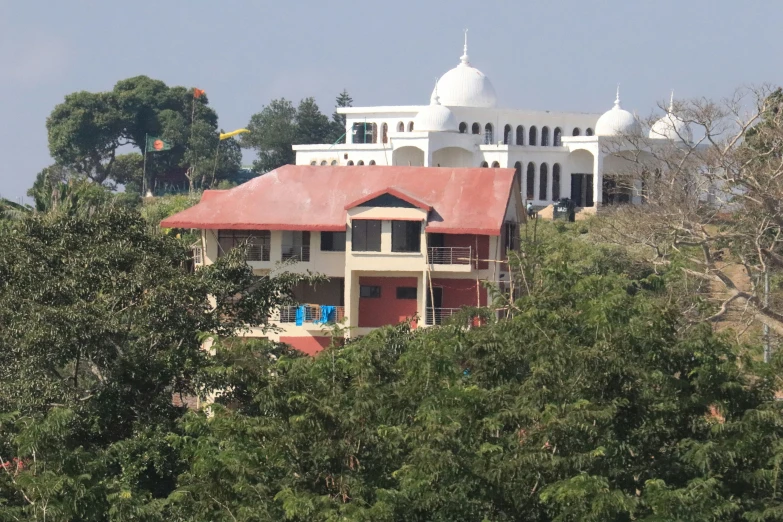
[{"xmin": 593, "ymin": 152, "xmax": 604, "ymax": 207}]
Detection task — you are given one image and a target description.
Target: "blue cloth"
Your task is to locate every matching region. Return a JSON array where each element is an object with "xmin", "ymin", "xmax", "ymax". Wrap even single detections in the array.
[
  {"xmin": 318, "ymin": 305, "xmax": 336, "ymax": 324},
  {"xmin": 295, "ymin": 305, "xmax": 306, "ymax": 326}
]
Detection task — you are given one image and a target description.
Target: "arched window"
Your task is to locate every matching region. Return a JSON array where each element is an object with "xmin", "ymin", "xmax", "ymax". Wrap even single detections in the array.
[
  {"xmin": 347, "ymin": 160, "xmax": 355, "ymax": 165},
  {"xmin": 472, "ymin": 122, "xmax": 481, "ymax": 134},
  {"xmin": 459, "ymin": 122, "xmax": 468, "ymax": 133},
  {"xmin": 552, "ymin": 163, "xmax": 561, "ymax": 200},
  {"xmin": 491, "ymin": 161, "xmax": 500, "ymax": 168},
  {"xmin": 526, "ymin": 163, "xmax": 535, "ymax": 200},
  {"xmin": 408, "ymin": 121, "xmax": 414, "ymax": 132},
  {"xmin": 484, "ymin": 123, "xmax": 494, "ymax": 144},
  {"xmin": 585, "ymin": 127, "xmax": 594, "ymax": 136},
  {"xmin": 397, "ymin": 121, "xmax": 405, "ymax": 132},
  {"xmin": 514, "ymin": 161, "xmax": 522, "ymax": 191},
  {"xmin": 370, "ymin": 123, "xmax": 378, "ymax": 144},
  {"xmin": 310, "ymin": 160, "xmax": 317, "ymax": 165},
  {"xmin": 330, "ymin": 160, "xmax": 337, "ymax": 165},
  {"xmin": 503, "ymin": 124, "xmax": 512, "ymax": 145},
  {"xmin": 541, "ymin": 126, "xmax": 550, "ymax": 146},
  {"xmin": 369, "ymin": 160, "xmax": 376, "ymax": 165},
  {"xmin": 539, "ymin": 163, "xmax": 549, "ymax": 201},
  {"xmin": 320, "ymin": 160, "xmax": 327, "ymax": 166},
  {"xmin": 357, "ymin": 160, "xmax": 364, "ymax": 165},
  {"xmin": 572, "ymin": 127, "xmax": 581, "ymax": 136},
  {"xmin": 529, "ymin": 126, "xmax": 537, "ymax": 146},
  {"xmin": 553, "ymin": 127, "xmax": 562, "ymax": 146},
  {"xmin": 382, "ymin": 123, "xmax": 388, "ymax": 143},
  {"xmin": 480, "ymin": 161, "xmax": 489, "ymax": 168},
  {"xmin": 516, "ymin": 125, "xmax": 524, "ymax": 145}
]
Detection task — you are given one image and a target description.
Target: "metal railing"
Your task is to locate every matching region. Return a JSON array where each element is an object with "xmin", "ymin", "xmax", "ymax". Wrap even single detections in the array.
[
  {"xmin": 246, "ymin": 244, "xmax": 271, "ymax": 261},
  {"xmin": 426, "ymin": 307, "xmax": 462, "ymax": 325},
  {"xmin": 192, "ymin": 246, "xmax": 203, "ymax": 265},
  {"xmin": 281, "ymin": 245, "xmax": 311, "ymax": 262},
  {"xmin": 427, "ymin": 246, "xmax": 472, "ymax": 265},
  {"xmin": 279, "ymin": 305, "xmax": 345, "ymax": 324}
]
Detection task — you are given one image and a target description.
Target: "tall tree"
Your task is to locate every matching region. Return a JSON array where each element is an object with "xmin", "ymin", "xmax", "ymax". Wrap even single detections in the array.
[
  {"xmin": 243, "ymin": 98, "xmax": 298, "ymax": 174},
  {"xmin": 330, "ymin": 89, "xmax": 353, "ymax": 143},
  {"xmin": 295, "ymin": 97, "xmax": 331, "ymax": 145}
]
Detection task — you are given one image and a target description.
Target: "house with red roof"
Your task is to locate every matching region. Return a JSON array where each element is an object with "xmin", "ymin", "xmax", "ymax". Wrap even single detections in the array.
[{"xmin": 161, "ymin": 164, "xmax": 523, "ymax": 354}]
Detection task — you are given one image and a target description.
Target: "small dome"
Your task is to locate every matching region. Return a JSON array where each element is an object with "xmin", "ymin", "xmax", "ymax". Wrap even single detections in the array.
[
  {"xmin": 431, "ymin": 33, "xmax": 497, "ymax": 108},
  {"xmin": 649, "ymin": 94, "xmax": 692, "ymax": 142},
  {"xmin": 595, "ymin": 87, "xmax": 642, "ymax": 137},
  {"xmin": 413, "ymin": 93, "xmax": 459, "ymax": 132}
]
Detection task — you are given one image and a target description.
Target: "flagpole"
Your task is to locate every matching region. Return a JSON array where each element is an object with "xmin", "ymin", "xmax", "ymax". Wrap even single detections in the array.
[
  {"xmin": 211, "ymin": 136, "xmax": 221, "ymax": 188},
  {"xmin": 142, "ymin": 133, "xmax": 148, "ymax": 197}
]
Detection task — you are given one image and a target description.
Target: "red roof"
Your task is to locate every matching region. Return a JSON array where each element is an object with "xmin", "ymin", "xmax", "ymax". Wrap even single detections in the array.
[{"xmin": 160, "ymin": 165, "xmax": 516, "ymax": 235}]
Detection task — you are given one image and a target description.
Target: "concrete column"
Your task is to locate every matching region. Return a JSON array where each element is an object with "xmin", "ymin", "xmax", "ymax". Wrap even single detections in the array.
[
  {"xmin": 269, "ymin": 230, "xmax": 283, "ymax": 263},
  {"xmin": 204, "ymin": 229, "xmax": 218, "ymax": 265},
  {"xmin": 593, "ymin": 152, "xmax": 604, "ymax": 207},
  {"xmin": 547, "ymin": 168, "xmax": 553, "ymax": 202},
  {"xmin": 417, "ymin": 271, "xmax": 428, "ymax": 328},
  {"xmin": 533, "ymin": 165, "xmax": 540, "ymax": 203},
  {"xmin": 380, "ymin": 221, "xmax": 392, "ymax": 252},
  {"xmin": 562, "ymin": 173, "xmax": 572, "ymax": 200}
]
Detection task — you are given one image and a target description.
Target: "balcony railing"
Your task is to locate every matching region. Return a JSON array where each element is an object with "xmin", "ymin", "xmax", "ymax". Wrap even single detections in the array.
[
  {"xmin": 246, "ymin": 244, "xmax": 271, "ymax": 261},
  {"xmin": 282, "ymin": 245, "xmax": 311, "ymax": 262},
  {"xmin": 426, "ymin": 307, "xmax": 462, "ymax": 325},
  {"xmin": 279, "ymin": 305, "xmax": 345, "ymax": 325},
  {"xmin": 427, "ymin": 246, "xmax": 472, "ymax": 265}
]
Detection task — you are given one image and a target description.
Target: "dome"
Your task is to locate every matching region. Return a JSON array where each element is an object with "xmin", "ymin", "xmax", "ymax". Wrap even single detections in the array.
[
  {"xmin": 413, "ymin": 93, "xmax": 459, "ymax": 132},
  {"xmin": 649, "ymin": 93, "xmax": 692, "ymax": 142},
  {"xmin": 431, "ymin": 33, "xmax": 497, "ymax": 108},
  {"xmin": 595, "ymin": 87, "xmax": 642, "ymax": 137}
]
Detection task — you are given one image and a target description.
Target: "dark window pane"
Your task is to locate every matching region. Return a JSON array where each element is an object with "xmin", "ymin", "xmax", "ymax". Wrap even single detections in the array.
[
  {"xmin": 391, "ymin": 221, "xmax": 421, "ymax": 252},
  {"xmin": 321, "ymin": 231, "xmax": 346, "ymax": 251},
  {"xmin": 396, "ymin": 287, "xmax": 417, "ymax": 299},
  {"xmin": 352, "ymin": 220, "xmax": 381, "ymax": 252},
  {"xmin": 360, "ymin": 285, "xmax": 381, "ymax": 298}
]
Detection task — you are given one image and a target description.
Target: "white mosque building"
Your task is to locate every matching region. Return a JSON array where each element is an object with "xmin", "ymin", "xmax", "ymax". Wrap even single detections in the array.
[{"xmin": 293, "ymin": 34, "xmax": 691, "ymax": 209}]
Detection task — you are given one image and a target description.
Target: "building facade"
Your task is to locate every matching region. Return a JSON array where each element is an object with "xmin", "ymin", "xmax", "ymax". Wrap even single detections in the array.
[
  {"xmin": 162, "ymin": 165, "xmax": 522, "ymax": 354},
  {"xmin": 293, "ymin": 35, "xmax": 693, "ymax": 210}
]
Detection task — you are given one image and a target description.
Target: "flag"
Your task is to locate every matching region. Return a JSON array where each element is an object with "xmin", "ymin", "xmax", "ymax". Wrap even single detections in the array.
[
  {"xmin": 219, "ymin": 128, "xmax": 250, "ymax": 140},
  {"xmin": 193, "ymin": 88, "xmax": 205, "ymax": 99},
  {"xmin": 146, "ymin": 136, "xmax": 172, "ymax": 152}
]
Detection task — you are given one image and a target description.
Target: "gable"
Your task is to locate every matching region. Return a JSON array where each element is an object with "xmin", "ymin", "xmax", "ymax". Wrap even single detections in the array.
[{"xmin": 361, "ymin": 193, "xmax": 417, "ymax": 208}]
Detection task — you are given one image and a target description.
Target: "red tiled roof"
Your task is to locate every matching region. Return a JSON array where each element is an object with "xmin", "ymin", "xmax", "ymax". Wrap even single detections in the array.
[{"xmin": 160, "ymin": 165, "xmax": 515, "ymax": 235}]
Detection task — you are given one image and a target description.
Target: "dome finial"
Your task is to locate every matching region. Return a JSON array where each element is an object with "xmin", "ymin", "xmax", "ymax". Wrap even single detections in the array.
[
  {"xmin": 669, "ymin": 90, "xmax": 674, "ymax": 112},
  {"xmin": 614, "ymin": 83, "xmax": 621, "ymax": 108},
  {"xmin": 460, "ymin": 28, "xmax": 470, "ymax": 65}
]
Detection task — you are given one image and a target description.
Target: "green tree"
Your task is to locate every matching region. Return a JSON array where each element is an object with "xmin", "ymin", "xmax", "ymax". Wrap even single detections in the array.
[
  {"xmin": 243, "ymin": 98, "xmax": 298, "ymax": 174},
  {"xmin": 295, "ymin": 97, "xmax": 331, "ymax": 146},
  {"xmin": 330, "ymin": 89, "xmax": 353, "ymax": 143},
  {"xmin": 0, "ymin": 206, "xmax": 310, "ymax": 520}
]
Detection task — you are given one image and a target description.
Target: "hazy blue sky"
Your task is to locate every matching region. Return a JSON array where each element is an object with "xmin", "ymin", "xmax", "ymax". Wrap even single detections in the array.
[{"xmin": 1, "ymin": 0, "xmax": 781, "ymax": 200}]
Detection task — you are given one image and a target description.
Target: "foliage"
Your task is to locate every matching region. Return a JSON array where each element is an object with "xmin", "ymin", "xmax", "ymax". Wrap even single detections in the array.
[
  {"xmin": 0, "ymin": 207, "xmax": 311, "ymax": 520},
  {"xmin": 330, "ymin": 89, "xmax": 353, "ymax": 143},
  {"xmin": 27, "ymin": 164, "xmax": 139, "ymax": 213},
  {"xmin": 46, "ymin": 76, "xmax": 239, "ymax": 191}
]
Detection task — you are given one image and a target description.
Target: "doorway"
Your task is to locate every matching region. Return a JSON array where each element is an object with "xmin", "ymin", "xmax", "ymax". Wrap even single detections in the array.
[
  {"xmin": 570, "ymin": 174, "xmax": 594, "ymax": 207},
  {"xmin": 426, "ymin": 286, "xmax": 444, "ymax": 325}
]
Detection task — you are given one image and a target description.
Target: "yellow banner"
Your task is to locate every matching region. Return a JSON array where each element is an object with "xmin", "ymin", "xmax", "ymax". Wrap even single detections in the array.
[{"xmin": 219, "ymin": 128, "xmax": 250, "ymax": 140}]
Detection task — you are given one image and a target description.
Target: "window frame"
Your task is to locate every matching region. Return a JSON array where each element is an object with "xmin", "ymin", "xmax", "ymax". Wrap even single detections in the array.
[
  {"xmin": 396, "ymin": 287, "xmax": 417, "ymax": 300},
  {"xmin": 320, "ymin": 230, "xmax": 347, "ymax": 252},
  {"xmin": 391, "ymin": 220, "xmax": 421, "ymax": 253},
  {"xmin": 360, "ymin": 285, "xmax": 381, "ymax": 298},
  {"xmin": 351, "ymin": 219, "xmax": 382, "ymax": 252}
]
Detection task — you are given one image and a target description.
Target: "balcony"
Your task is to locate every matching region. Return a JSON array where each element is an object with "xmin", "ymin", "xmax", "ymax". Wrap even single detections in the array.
[
  {"xmin": 282, "ymin": 245, "xmax": 311, "ymax": 262},
  {"xmin": 279, "ymin": 304, "xmax": 345, "ymax": 325},
  {"xmin": 427, "ymin": 246, "xmax": 472, "ymax": 266},
  {"xmin": 247, "ymin": 244, "xmax": 271, "ymax": 262},
  {"xmin": 426, "ymin": 307, "xmax": 461, "ymax": 325}
]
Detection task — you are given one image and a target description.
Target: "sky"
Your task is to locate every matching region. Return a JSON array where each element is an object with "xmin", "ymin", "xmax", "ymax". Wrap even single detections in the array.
[{"xmin": 0, "ymin": 0, "xmax": 781, "ymax": 201}]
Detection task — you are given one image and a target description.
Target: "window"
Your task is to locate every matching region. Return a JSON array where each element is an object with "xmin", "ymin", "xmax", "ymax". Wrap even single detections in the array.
[
  {"xmin": 491, "ymin": 161, "xmax": 500, "ymax": 168},
  {"xmin": 484, "ymin": 123, "xmax": 494, "ymax": 144},
  {"xmin": 396, "ymin": 287, "xmax": 417, "ymax": 299},
  {"xmin": 553, "ymin": 127, "xmax": 562, "ymax": 146},
  {"xmin": 310, "ymin": 160, "xmax": 316, "ymax": 165},
  {"xmin": 408, "ymin": 121, "xmax": 414, "ymax": 132},
  {"xmin": 539, "ymin": 163, "xmax": 549, "ymax": 201},
  {"xmin": 585, "ymin": 127, "xmax": 594, "ymax": 136},
  {"xmin": 321, "ymin": 231, "xmax": 346, "ymax": 252},
  {"xmin": 282, "ymin": 231, "xmax": 310, "ymax": 261},
  {"xmin": 397, "ymin": 121, "xmax": 405, "ymax": 132},
  {"xmin": 331, "ymin": 160, "xmax": 337, "ymax": 165},
  {"xmin": 472, "ymin": 122, "xmax": 480, "ymax": 134},
  {"xmin": 352, "ymin": 220, "xmax": 381, "ymax": 251},
  {"xmin": 218, "ymin": 230, "xmax": 271, "ymax": 261},
  {"xmin": 347, "ymin": 160, "xmax": 354, "ymax": 165},
  {"xmin": 320, "ymin": 160, "xmax": 327, "ymax": 165},
  {"xmin": 369, "ymin": 160, "xmax": 376, "ymax": 165},
  {"xmin": 529, "ymin": 126, "xmax": 537, "ymax": 145},
  {"xmin": 382, "ymin": 123, "xmax": 388, "ymax": 143},
  {"xmin": 352, "ymin": 122, "xmax": 374, "ymax": 143},
  {"xmin": 503, "ymin": 124, "xmax": 512, "ymax": 144},
  {"xmin": 541, "ymin": 126, "xmax": 550, "ymax": 146},
  {"xmin": 526, "ymin": 163, "xmax": 535, "ymax": 200},
  {"xmin": 357, "ymin": 160, "xmax": 365, "ymax": 165},
  {"xmin": 516, "ymin": 125, "xmax": 524, "ymax": 145},
  {"xmin": 481, "ymin": 161, "xmax": 489, "ymax": 168},
  {"xmin": 391, "ymin": 220, "xmax": 421, "ymax": 252},
  {"xmin": 572, "ymin": 127, "xmax": 581, "ymax": 136},
  {"xmin": 514, "ymin": 161, "xmax": 522, "ymax": 190},
  {"xmin": 459, "ymin": 122, "xmax": 467, "ymax": 133},
  {"xmin": 360, "ymin": 285, "xmax": 381, "ymax": 298},
  {"xmin": 552, "ymin": 163, "xmax": 561, "ymax": 200},
  {"xmin": 503, "ymin": 222, "xmax": 519, "ymax": 252}
]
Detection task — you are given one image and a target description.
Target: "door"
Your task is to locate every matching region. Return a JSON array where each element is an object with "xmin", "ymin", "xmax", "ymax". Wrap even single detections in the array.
[
  {"xmin": 570, "ymin": 175, "xmax": 583, "ymax": 207},
  {"xmin": 426, "ymin": 287, "xmax": 444, "ymax": 325}
]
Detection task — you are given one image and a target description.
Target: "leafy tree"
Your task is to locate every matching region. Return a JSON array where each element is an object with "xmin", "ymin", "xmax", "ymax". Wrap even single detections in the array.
[
  {"xmin": 163, "ymin": 225, "xmax": 783, "ymax": 521},
  {"xmin": 46, "ymin": 76, "xmax": 236, "ymax": 192},
  {"xmin": 243, "ymin": 98, "xmax": 298, "ymax": 174},
  {"xmin": 330, "ymin": 89, "xmax": 353, "ymax": 143},
  {"xmin": 0, "ymin": 206, "xmax": 310, "ymax": 520},
  {"xmin": 295, "ymin": 97, "xmax": 331, "ymax": 146}
]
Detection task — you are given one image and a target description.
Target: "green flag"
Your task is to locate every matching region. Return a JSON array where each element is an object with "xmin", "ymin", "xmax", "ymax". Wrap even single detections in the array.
[{"xmin": 146, "ymin": 136, "xmax": 172, "ymax": 152}]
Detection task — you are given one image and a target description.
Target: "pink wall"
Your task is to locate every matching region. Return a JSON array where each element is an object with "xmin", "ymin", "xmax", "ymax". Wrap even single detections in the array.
[
  {"xmin": 358, "ymin": 276, "xmax": 418, "ymax": 328},
  {"xmin": 431, "ymin": 278, "xmax": 487, "ymax": 308},
  {"xmin": 281, "ymin": 336, "xmax": 332, "ymax": 356},
  {"xmin": 443, "ymin": 234, "xmax": 490, "ymax": 269}
]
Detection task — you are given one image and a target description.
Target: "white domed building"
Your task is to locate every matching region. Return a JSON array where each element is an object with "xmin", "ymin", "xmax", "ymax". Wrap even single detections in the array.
[{"xmin": 294, "ymin": 34, "xmax": 681, "ymax": 209}]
